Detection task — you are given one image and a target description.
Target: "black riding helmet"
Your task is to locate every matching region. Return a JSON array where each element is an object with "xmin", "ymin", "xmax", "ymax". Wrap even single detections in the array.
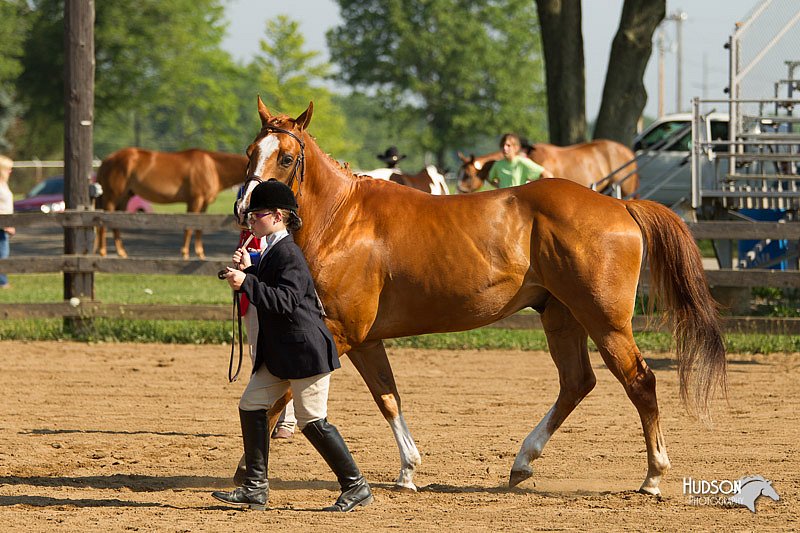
[{"xmin": 244, "ymin": 179, "xmax": 298, "ymax": 213}]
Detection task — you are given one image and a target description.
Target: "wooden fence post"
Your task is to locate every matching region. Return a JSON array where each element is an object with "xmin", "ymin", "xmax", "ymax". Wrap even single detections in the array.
[{"xmin": 63, "ymin": 0, "xmax": 95, "ymax": 335}]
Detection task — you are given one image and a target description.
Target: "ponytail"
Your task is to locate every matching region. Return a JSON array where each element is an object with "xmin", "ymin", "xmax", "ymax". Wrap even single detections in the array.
[{"xmin": 279, "ymin": 209, "xmax": 303, "ymax": 232}]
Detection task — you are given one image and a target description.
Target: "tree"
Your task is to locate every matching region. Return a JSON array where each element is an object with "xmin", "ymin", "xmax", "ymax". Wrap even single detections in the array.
[
  {"xmin": 0, "ymin": 0, "xmax": 30, "ymax": 152},
  {"xmin": 15, "ymin": 0, "xmax": 246, "ymax": 158},
  {"xmin": 536, "ymin": 0, "xmax": 665, "ymax": 146},
  {"xmin": 535, "ymin": 0, "xmax": 586, "ymax": 145},
  {"xmin": 249, "ymin": 15, "xmax": 358, "ymax": 162},
  {"xmin": 328, "ymin": 0, "xmax": 546, "ymax": 167},
  {"xmin": 594, "ymin": 0, "xmax": 665, "ymax": 144}
]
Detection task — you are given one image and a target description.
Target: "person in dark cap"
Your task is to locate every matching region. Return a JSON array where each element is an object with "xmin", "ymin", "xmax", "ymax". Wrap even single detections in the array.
[
  {"xmin": 376, "ymin": 146, "xmax": 406, "ymax": 169},
  {"xmin": 215, "ymin": 179, "xmax": 373, "ymax": 512}
]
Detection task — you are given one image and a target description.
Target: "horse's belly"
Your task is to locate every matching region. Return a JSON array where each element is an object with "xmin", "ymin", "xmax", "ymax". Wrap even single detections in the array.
[{"xmin": 130, "ymin": 181, "xmax": 187, "ymax": 203}]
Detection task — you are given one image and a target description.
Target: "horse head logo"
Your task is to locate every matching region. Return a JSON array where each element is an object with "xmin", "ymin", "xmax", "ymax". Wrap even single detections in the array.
[{"xmin": 728, "ymin": 475, "xmax": 780, "ymax": 513}]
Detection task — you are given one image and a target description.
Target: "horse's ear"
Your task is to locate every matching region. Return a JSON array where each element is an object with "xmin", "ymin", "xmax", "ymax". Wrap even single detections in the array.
[
  {"xmin": 257, "ymin": 95, "xmax": 271, "ymax": 126},
  {"xmin": 457, "ymin": 151, "xmax": 468, "ymax": 163},
  {"xmin": 294, "ymin": 101, "xmax": 314, "ymax": 131}
]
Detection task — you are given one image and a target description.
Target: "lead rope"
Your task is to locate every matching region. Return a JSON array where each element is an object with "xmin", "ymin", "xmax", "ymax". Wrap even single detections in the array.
[{"xmin": 228, "ymin": 291, "xmax": 244, "ymax": 382}]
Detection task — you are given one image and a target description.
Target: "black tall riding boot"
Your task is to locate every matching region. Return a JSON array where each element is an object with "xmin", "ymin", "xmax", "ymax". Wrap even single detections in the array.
[
  {"xmin": 302, "ymin": 418, "xmax": 373, "ymax": 512},
  {"xmin": 212, "ymin": 408, "xmax": 269, "ymax": 510}
]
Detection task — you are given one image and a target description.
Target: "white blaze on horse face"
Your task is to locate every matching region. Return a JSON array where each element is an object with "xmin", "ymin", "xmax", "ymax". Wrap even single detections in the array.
[
  {"xmin": 473, "ymin": 160, "xmax": 483, "ymax": 171},
  {"xmin": 253, "ymin": 134, "xmax": 280, "ymax": 179}
]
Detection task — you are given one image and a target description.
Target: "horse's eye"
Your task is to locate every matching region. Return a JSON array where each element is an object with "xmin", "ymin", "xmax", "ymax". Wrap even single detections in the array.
[{"xmin": 281, "ymin": 154, "xmax": 294, "ymax": 166}]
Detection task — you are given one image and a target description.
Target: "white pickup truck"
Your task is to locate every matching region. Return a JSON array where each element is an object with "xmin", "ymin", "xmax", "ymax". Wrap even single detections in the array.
[{"xmin": 632, "ymin": 112, "xmax": 729, "ymax": 207}]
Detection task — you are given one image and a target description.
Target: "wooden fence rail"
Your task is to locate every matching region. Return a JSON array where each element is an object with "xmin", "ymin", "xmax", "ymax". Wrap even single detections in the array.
[{"xmin": 0, "ymin": 212, "xmax": 798, "ymax": 334}]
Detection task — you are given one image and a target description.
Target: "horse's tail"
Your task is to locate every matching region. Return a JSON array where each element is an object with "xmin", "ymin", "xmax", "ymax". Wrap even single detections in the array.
[{"xmin": 625, "ymin": 199, "xmax": 727, "ymax": 419}]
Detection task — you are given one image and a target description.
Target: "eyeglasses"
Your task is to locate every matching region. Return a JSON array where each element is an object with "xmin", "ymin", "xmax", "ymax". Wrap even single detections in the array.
[{"xmin": 248, "ymin": 211, "xmax": 275, "ymax": 221}]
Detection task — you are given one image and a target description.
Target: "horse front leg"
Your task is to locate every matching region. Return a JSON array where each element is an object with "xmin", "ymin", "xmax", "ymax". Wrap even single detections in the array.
[
  {"xmin": 348, "ymin": 341, "xmax": 421, "ymax": 491},
  {"xmin": 194, "ymin": 229, "xmax": 205, "ymax": 260},
  {"xmin": 96, "ymin": 225, "xmax": 107, "ymax": 256},
  {"xmin": 180, "ymin": 229, "xmax": 192, "ymax": 260}
]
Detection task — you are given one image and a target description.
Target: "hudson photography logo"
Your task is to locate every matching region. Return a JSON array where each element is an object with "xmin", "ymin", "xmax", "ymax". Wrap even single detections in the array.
[{"xmin": 683, "ymin": 475, "xmax": 781, "ymax": 513}]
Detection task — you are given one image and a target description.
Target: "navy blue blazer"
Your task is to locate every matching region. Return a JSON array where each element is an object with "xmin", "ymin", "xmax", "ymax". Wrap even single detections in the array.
[{"xmin": 240, "ymin": 234, "xmax": 340, "ymax": 379}]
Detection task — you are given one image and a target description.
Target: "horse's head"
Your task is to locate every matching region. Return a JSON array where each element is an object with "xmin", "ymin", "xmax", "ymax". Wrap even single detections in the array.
[
  {"xmin": 456, "ymin": 152, "xmax": 484, "ymax": 193},
  {"xmin": 245, "ymin": 96, "xmax": 313, "ymax": 196}
]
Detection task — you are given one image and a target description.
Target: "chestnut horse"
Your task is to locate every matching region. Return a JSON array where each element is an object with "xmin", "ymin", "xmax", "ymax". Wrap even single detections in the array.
[
  {"xmin": 361, "ymin": 165, "xmax": 450, "ymax": 195},
  {"xmin": 457, "ymin": 139, "xmax": 639, "ymax": 197},
  {"xmin": 96, "ymin": 148, "xmax": 248, "ymax": 259},
  {"xmin": 243, "ymin": 98, "xmax": 726, "ymax": 496}
]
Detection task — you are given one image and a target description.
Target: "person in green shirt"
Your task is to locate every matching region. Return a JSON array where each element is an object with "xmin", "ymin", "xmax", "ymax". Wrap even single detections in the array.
[{"xmin": 488, "ymin": 133, "xmax": 554, "ymax": 188}]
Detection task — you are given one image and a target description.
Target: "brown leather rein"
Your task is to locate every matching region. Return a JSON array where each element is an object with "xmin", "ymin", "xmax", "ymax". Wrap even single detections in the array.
[{"xmin": 225, "ymin": 125, "xmax": 306, "ymax": 382}]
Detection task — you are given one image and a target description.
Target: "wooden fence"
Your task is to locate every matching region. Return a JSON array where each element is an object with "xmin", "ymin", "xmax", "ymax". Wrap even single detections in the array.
[{"xmin": 1, "ymin": 211, "xmax": 799, "ymax": 334}]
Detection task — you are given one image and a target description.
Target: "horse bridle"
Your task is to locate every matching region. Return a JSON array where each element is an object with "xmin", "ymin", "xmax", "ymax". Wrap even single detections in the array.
[{"xmin": 243, "ymin": 125, "xmax": 306, "ymax": 196}]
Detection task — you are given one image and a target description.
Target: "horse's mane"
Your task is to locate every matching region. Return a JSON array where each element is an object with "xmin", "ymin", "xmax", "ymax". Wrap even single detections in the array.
[{"xmin": 265, "ymin": 114, "xmax": 366, "ymax": 182}]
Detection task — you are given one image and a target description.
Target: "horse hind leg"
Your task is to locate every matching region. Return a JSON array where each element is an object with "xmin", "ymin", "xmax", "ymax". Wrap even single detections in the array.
[
  {"xmin": 590, "ymin": 326, "xmax": 671, "ymax": 495},
  {"xmin": 348, "ymin": 341, "xmax": 421, "ymax": 491},
  {"xmin": 510, "ymin": 298, "xmax": 596, "ymax": 487}
]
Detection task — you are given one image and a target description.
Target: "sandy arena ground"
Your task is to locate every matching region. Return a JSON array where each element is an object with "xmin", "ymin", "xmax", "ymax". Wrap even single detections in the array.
[{"xmin": 0, "ymin": 341, "xmax": 797, "ymax": 531}]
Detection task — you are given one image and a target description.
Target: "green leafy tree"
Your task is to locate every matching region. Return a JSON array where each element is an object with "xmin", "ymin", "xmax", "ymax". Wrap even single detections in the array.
[
  {"xmin": 16, "ymin": 0, "xmax": 246, "ymax": 158},
  {"xmin": 328, "ymin": 0, "xmax": 546, "ymax": 166},
  {"xmin": 0, "ymin": 0, "xmax": 30, "ymax": 152},
  {"xmin": 250, "ymin": 15, "xmax": 358, "ymax": 162}
]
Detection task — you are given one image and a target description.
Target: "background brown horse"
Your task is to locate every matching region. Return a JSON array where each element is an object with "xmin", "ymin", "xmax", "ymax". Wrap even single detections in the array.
[
  {"xmin": 458, "ymin": 139, "xmax": 639, "ymax": 197},
  {"xmin": 245, "ymin": 98, "xmax": 726, "ymax": 496},
  {"xmin": 96, "ymin": 148, "xmax": 247, "ymax": 259}
]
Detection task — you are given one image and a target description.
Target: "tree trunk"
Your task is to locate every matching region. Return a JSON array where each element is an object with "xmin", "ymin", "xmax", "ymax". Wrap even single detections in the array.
[
  {"xmin": 594, "ymin": 0, "xmax": 665, "ymax": 144},
  {"xmin": 536, "ymin": 0, "xmax": 586, "ymax": 146}
]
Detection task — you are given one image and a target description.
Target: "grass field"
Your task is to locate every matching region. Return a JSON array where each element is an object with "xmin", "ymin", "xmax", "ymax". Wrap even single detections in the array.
[{"xmin": 0, "ymin": 270, "xmax": 797, "ymax": 352}]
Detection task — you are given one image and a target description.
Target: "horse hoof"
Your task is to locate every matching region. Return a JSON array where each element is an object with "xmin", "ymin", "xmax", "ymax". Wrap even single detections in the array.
[
  {"xmin": 638, "ymin": 485, "xmax": 661, "ymax": 496},
  {"xmin": 392, "ymin": 483, "xmax": 417, "ymax": 493},
  {"xmin": 509, "ymin": 466, "xmax": 534, "ymax": 488}
]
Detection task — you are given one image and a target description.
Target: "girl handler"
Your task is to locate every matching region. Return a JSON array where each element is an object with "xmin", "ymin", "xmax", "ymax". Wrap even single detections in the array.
[{"xmin": 215, "ymin": 179, "xmax": 373, "ymax": 512}]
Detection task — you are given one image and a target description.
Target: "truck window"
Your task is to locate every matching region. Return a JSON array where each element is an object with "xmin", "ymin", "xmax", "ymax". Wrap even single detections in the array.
[
  {"xmin": 636, "ymin": 121, "xmax": 691, "ymax": 151},
  {"xmin": 710, "ymin": 121, "xmax": 729, "ymax": 141}
]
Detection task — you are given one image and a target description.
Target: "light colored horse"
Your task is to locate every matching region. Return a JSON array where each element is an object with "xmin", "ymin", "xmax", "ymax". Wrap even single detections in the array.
[
  {"xmin": 242, "ymin": 97, "xmax": 726, "ymax": 495},
  {"xmin": 96, "ymin": 148, "xmax": 248, "ymax": 259},
  {"xmin": 362, "ymin": 165, "xmax": 450, "ymax": 195}
]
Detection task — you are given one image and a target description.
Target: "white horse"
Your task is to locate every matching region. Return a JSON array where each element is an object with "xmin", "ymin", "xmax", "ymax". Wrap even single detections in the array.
[{"xmin": 361, "ymin": 165, "xmax": 450, "ymax": 195}]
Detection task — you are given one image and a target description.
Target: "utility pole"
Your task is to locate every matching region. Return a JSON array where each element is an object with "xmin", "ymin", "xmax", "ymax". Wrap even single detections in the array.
[
  {"xmin": 666, "ymin": 9, "xmax": 688, "ymax": 113},
  {"xmin": 657, "ymin": 29, "xmax": 666, "ymax": 117},
  {"xmin": 64, "ymin": 0, "xmax": 95, "ymax": 334}
]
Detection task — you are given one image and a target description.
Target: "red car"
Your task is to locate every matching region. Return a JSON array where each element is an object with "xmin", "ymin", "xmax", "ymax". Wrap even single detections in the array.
[{"xmin": 13, "ymin": 175, "xmax": 152, "ymax": 213}]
